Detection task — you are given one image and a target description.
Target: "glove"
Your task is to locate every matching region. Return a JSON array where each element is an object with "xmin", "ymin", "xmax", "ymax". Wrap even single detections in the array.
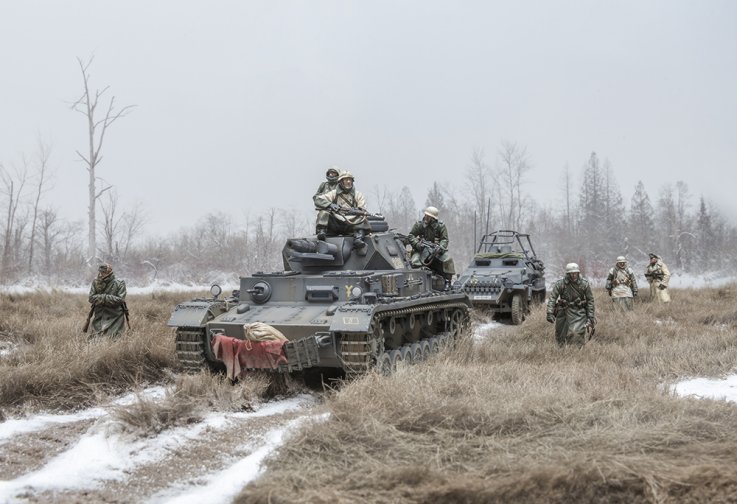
[
  {"xmin": 607, "ymin": 290, "xmax": 612, "ymax": 297},
  {"xmin": 658, "ymin": 284, "xmax": 667, "ymax": 290},
  {"xmin": 546, "ymin": 314, "xmax": 556, "ymax": 323},
  {"xmin": 328, "ymin": 203, "xmax": 340, "ymax": 212},
  {"xmin": 633, "ymin": 292, "xmax": 638, "ymax": 298}
]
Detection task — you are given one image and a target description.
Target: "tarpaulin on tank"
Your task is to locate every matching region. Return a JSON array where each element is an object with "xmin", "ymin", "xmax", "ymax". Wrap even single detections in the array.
[{"xmin": 211, "ymin": 333, "xmax": 287, "ymax": 379}]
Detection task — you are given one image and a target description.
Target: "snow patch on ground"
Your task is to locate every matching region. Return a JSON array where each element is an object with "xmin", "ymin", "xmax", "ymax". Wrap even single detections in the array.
[
  {"xmin": 0, "ymin": 386, "xmax": 166, "ymax": 444},
  {"xmin": 671, "ymin": 374, "xmax": 737, "ymax": 403},
  {"xmin": 0, "ymin": 395, "xmax": 314, "ymax": 502},
  {"xmin": 0, "ymin": 279, "xmax": 239, "ymax": 296},
  {"xmin": 473, "ymin": 321, "xmax": 504, "ymax": 341},
  {"xmin": 148, "ymin": 412, "xmax": 329, "ymax": 504}
]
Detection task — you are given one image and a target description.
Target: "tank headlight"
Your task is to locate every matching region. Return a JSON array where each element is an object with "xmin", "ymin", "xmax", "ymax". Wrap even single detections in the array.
[
  {"xmin": 210, "ymin": 284, "xmax": 222, "ymax": 298},
  {"xmin": 351, "ymin": 286, "xmax": 363, "ymax": 299}
]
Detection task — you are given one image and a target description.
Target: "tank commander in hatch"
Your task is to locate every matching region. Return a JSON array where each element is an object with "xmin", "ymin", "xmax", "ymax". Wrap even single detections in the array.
[
  {"xmin": 546, "ymin": 263, "xmax": 596, "ymax": 346},
  {"xmin": 313, "ymin": 170, "xmax": 371, "ymax": 248},
  {"xmin": 313, "ymin": 166, "xmax": 340, "ymax": 234},
  {"xmin": 605, "ymin": 255, "xmax": 638, "ymax": 311},
  {"xmin": 645, "ymin": 253, "xmax": 671, "ymax": 303},
  {"xmin": 85, "ymin": 263, "xmax": 129, "ymax": 339},
  {"xmin": 407, "ymin": 206, "xmax": 456, "ymax": 289}
]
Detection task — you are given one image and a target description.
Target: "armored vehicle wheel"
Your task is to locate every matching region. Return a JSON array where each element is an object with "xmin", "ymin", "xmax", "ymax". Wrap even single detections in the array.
[
  {"xmin": 400, "ymin": 346, "xmax": 413, "ymax": 365},
  {"xmin": 410, "ymin": 342, "xmax": 424, "ymax": 363},
  {"xmin": 428, "ymin": 337, "xmax": 440, "ymax": 354},
  {"xmin": 447, "ymin": 309, "xmax": 466, "ymax": 338},
  {"xmin": 510, "ymin": 293, "xmax": 525, "ymax": 325},
  {"xmin": 377, "ymin": 353, "xmax": 393, "ymax": 376},
  {"xmin": 389, "ymin": 349, "xmax": 403, "ymax": 368},
  {"xmin": 420, "ymin": 340, "xmax": 431, "ymax": 357}
]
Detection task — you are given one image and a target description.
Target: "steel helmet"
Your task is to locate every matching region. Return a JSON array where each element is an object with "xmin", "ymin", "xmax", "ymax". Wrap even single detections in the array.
[
  {"xmin": 424, "ymin": 206, "xmax": 439, "ymax": 220},
  {"xmin": 565, "ymin": 263, "xmax": 580, "ymax": 273},
  {"xmin": 616, "ymin": 256, "xmax": 626, "ymax": 263},
  {"xmin": 337, "ymin": 170, "xmax": 354, "ymax": 183},
  {"xmin": 326, "ymin": 166, "xmax": 340, "ymax": 183}
]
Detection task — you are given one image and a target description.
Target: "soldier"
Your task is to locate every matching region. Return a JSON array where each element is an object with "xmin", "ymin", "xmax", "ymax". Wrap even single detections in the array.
[
  {"xmin": 86, "ymin": 263, "xmax": 128, "ymax": 338},
  {"xmin": 546, "ymin": 263, "xmax": 596, "ymax": 346},
  {"xmin": 313, "ymin": 170, "xmax": 371, "ymax": 248},
  {"xmin": 407, "ymin": 206, "xmax": 456, "ymax": 288},
  {"xmin": 313, "ymin": 166, "xmax": 340, "ymax": 234},
  {"xmin": 645, "ymin": 253, "xmax": 671, "ymax": 303},
  {"xmin": 605, "ymin": 255, "xmax": 638, "ymax": 310}
]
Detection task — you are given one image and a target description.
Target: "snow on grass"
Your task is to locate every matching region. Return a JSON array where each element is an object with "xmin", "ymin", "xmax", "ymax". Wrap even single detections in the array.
[
  {"xmin": 0, "ymin": 386, "xmax": 166, "ymax": 444},
  {"xmin": 0, "ymin": 395, "xmax": 314, "ymax": 502},
  {"xmin": 671, "ymin": 375, "xmax": 737, "ymax": 403},
  {"xmin": 473, "ymin": 321, "xmax": 504, "ymax": 341},
  {"xmin": 148, "ymin": 412, "xmax": 330, "ymax": 504}
]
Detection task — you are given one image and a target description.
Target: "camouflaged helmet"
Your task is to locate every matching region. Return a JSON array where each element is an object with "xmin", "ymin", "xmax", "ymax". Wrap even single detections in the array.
[
  {"xmin": 424, "ymin": 206, "xmax": 439, "ymax": 220},
  {"xmin": 616, "ymin": 256, "xmax": 626, "ymax": 263},
  {"xmin": 565, "ymin": 262, "xmax": 580, "ymax": 274},
  {"xmin": 337, "ymin": 170, "xmax": 354, "ymax": 182},
  {"xmin": 326, "ymin": 166, "xmax": 340, "ymax": 183}
]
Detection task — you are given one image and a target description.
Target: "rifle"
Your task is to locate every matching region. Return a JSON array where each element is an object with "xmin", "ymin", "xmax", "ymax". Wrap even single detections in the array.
[
  {"xmin": 82, "ymin": 304, "xmax": 95, "ymax": 333},
  {"xmin": 122, "ymin": 301, "xmax": 131, "ymax": 330},
  {"xmin": 418, "ymin": 239, "xmax": 442, "ymax": 266},
  {"xmin": 333, "ymin": 206, "xmax": 383, "ymax": 219},
  {"xmin": 644, "ymin": 272, "xmax": 664, "ymax": 281}
]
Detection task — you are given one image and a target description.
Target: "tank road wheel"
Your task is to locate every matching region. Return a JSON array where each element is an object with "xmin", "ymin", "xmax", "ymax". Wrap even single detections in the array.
[
  {"xmin": 448, "ymin": 309, "xmax": 464, "ymax": 338},
  {"xmin": 389, "ymin": 349, "xmax": 403, "ymax": 369},
  {"xmin": 420, "ymin": 340, "xmax": 431, "ymax": 358},
  {"xmin": 511, "ymin": 293, "xmax": 525, "ymax": 325},
  {"xmin": 428, "ymin": 337, "xmax": 440, "ymax": 354},
  {"xmin": 377, "ymin": 353, "xmax": 393, "ymax": 376},
  {"xmin": 400, "ymin": 346, "xmax": 414, "ymax": 365},
  {"xmin": 410, "ymin": 342, "xmax": 424, "ymax": 363}
]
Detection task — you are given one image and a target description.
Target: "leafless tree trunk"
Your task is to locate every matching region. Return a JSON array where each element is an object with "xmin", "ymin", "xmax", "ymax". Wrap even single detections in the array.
[
  {"xmin": 28, "ymin": 138, "xmax": 52, "ymax": 273},
  {"xmin": 71, "ymin": 55, "xmax": 134, "ymax": 264},
  {"xmin": 496, "ymin": 140, "xmax": 531, "ymax": 230},
  {"xmin": 0, "ymin": 162, "xmax": 28, "ymax": 281},
  {"xmin": 38, "ymin": 209, "xmax": 61, "ymax": 275}
]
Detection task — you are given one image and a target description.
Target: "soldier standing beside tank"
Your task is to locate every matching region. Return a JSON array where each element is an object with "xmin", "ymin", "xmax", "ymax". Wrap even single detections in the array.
[
  {"xmin": 407, "ymin": 206, "xmax": 456, "ymax": 289},
  {"xmin": 86, "ymin": 263, "xmax": 129, "ymax": 339},
  {"xmin": 313, "ymin": 166, "xmax": 340, "ymax": 234},
  {"xmin": 645, "ymin": 253, "xmax": 671, "ymax": 303},
  {"xmin": 313, "ymin": 170, "xmax": 371, "ymax": 248},
  {"xmin": 606, "ymin": 256, "xmax": 638, "ymax": 310},
  {"xmin": 546, "ymin": 263, "xmax": 596, "ymax": 346}
]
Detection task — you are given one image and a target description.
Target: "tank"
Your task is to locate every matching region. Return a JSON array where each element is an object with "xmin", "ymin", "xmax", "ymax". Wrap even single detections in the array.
[
  {"xmin": 167, "ymin": 218, "xmax": 471, "ymax": 377},
  {"xmin": 454, "ymin": 230, "xmax": 546, "ymax": 324}
]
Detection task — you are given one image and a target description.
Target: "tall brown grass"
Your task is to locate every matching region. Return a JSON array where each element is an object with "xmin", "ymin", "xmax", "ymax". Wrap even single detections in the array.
[
  {"xmin": 239, "ymin": 286, "xmax": 737, "ymax": 504},
  {"xmin": 0, "ymin": 291, "xmax": 189, "ymax": 411}
]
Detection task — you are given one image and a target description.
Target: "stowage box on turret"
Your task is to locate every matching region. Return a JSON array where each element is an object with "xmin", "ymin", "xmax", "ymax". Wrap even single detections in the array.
[
  {"xmin": 168, "ymin": 218, "xmax": 471, "ymax": 377},
  {"xmin": 455, "ymin": 230, "xmax": 546, "ymax": 324}
]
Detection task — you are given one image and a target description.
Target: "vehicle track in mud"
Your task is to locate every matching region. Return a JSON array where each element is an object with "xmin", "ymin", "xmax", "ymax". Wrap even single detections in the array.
[{"xmin": 0, "ymin": 390, "xmax": 321, "ymax": 504}]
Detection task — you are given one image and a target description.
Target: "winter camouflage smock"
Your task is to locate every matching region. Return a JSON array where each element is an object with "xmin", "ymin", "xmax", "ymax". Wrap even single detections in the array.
[
  {"xmin": 606, "ymin": 265, "xmax": 638, "ymax": 298},
  {"xmin": 88, "ymin": 271, "xmax": 127, "ymax": 337},
  {"xmin": 407, "ymin": 219, "xmax": 455, "ymax": 275},
  {"xmin": 546, "ymin": 275, "xmax": 595, "ymax": 345}
]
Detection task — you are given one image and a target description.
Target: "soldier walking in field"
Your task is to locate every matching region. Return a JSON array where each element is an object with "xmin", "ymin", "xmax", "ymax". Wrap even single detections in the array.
[
  {"xmin": 313, "ymin": 170, "xmax": 371, "ymax": 248},
  {"xmin": 645, "ymin": 253, "xmax": 671, "ymax": 303},
  {"xmin": 407, "ymin": 206, "xmax": 456, "ymax": 289},
  {"xmin": 85, "ymin": 263, "xmax": 129, "ymax": 339},
  {"xmin": 313, "ymin": 166, "xmax": 340, "ymax": 234},
  {"xmin": 606, "ymin": 255, "xmax": 638, "ymax": 310},
  {"xmin": 546, "ymin": 263, "xmax": 596, "ymax": 346}
]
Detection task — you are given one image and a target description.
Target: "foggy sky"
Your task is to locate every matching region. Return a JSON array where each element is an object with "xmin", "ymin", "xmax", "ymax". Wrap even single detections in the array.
[{"xmin": 1, "ymin": 1, "xmax": 736, "ymax": 235}]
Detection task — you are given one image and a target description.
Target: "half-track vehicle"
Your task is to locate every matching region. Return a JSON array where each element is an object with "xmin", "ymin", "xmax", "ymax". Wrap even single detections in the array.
[
  {"xmin": 168, "ymin": 217, "xmax": 471, "ymax": 378},
  {"xmin": 454, "ymin": 230, "xmax": 545, "ymax": 324}
]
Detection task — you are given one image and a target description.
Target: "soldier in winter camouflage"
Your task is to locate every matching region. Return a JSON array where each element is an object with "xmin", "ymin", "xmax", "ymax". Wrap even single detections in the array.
[
  {"xmin": 313, "ymin": 166, "xmax": 340, "ymax": 234},
  {"xmin": 87, "ymin": 264, "xmax": 128, "ymax": 338},
  {"xmin": 407, "ymin": 206, "xmax": 456, "ymax": 288},
  {"xmin": 313, "ymin": 170, "xmax": 371, "ymax": 248},
  {"xmin": 606, "ymin": 256, "xmax": 638, "ymax": 310},
  {"xmin": 645, "ymin": 253, "xmax": 671, "ymax": 303},
  {"xmin": 546, "ymin": 263, "xmax": 596, "ymax": 346}
]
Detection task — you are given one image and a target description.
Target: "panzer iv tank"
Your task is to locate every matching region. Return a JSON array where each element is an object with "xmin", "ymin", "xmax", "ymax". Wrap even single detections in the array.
[
  {"xmin": 454, "ymin": 230, "xmax": 545, "ymax": 324},
  {"xmin": 168, "ymin": 218, "xmax": 471, "ymax": 377}
]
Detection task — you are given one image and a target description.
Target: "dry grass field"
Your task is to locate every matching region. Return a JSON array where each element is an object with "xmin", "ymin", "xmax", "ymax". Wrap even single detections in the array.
[
  {"xmin": 239, "ymin": 286, "xmax": 737, "ymax": 504},
  {"xmin": 2, "ymin": 286, "xmax": 737, "ymax": 503}
]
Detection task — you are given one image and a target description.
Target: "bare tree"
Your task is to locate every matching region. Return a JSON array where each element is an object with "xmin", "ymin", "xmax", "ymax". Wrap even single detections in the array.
[
  {"xmin": 0, "ymin": 161, "xmax": 28, "ymax": 281},
  {"xmin": 71, "ymin": 55, "xmax": 134, "ymax": 263},
  {"xmin": 496, "ymin": 140, "xmax": 532, "ymax": 230},
  {"xmin": 28, "ymin": 138, "xmax": 52, "ymax": 273},
  {"xmin": 38, "ymin": 208, "xmax": 62, "ymax": 275}
]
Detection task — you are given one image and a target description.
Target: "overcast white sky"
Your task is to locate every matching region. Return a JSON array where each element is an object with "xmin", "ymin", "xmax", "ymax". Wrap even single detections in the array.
[{"xmin": 1, "ymin": 1, "xmax": 735, "ymax": 235}]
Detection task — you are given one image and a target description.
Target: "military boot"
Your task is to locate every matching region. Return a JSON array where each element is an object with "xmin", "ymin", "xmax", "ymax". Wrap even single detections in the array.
[
  {"xmin": 316, "ymin": 227, "xmax": 327, "ymax": 241},
  {"xmin": 353, "ymin": 230, "xmax": 366, "ymax": 249}
]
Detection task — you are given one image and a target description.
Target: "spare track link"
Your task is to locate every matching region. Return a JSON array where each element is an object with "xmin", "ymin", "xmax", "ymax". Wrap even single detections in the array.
[
  {"xmin": 175, "ymin": 327, "xmax": 208, "ymax": 373},
  {"xmin": 341, "ymin": 301, "xmax": 469, "ymax": 374}
]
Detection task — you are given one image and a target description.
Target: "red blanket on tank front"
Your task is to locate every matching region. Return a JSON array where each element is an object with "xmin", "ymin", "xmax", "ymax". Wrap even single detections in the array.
[{"xmin": 211, "ymin": 334, "xmax": 288, "ymax": 380}]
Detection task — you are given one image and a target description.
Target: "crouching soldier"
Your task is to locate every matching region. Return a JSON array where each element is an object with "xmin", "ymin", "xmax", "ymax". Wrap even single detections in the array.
[
  {"xmin": 85, "ymin": 263, "xmax": 129, "ymax": 339},
  {"xmin": 407, "ymin": 206, "xmax": 456, "ymax": 289},
  {"xmin": 606, "ymin": 255, "xmax": 638, "ymax": 310},
  {"xmin": 313, "ymin": 170, "xmax": 371, "ymax": 248},
  {"xmin": 546, "ymin": 263, "xmax": 596, "ymax": 346}
]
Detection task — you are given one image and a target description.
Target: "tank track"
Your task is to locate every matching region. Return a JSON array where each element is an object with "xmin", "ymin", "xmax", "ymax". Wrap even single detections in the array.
[
  {"xmin": 175, "ymin": 327, "xmax": 209, "ymax": 373},
  {"xmin": 340, "ymin": 302, "xmax": 470, "ymax": 375}
]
